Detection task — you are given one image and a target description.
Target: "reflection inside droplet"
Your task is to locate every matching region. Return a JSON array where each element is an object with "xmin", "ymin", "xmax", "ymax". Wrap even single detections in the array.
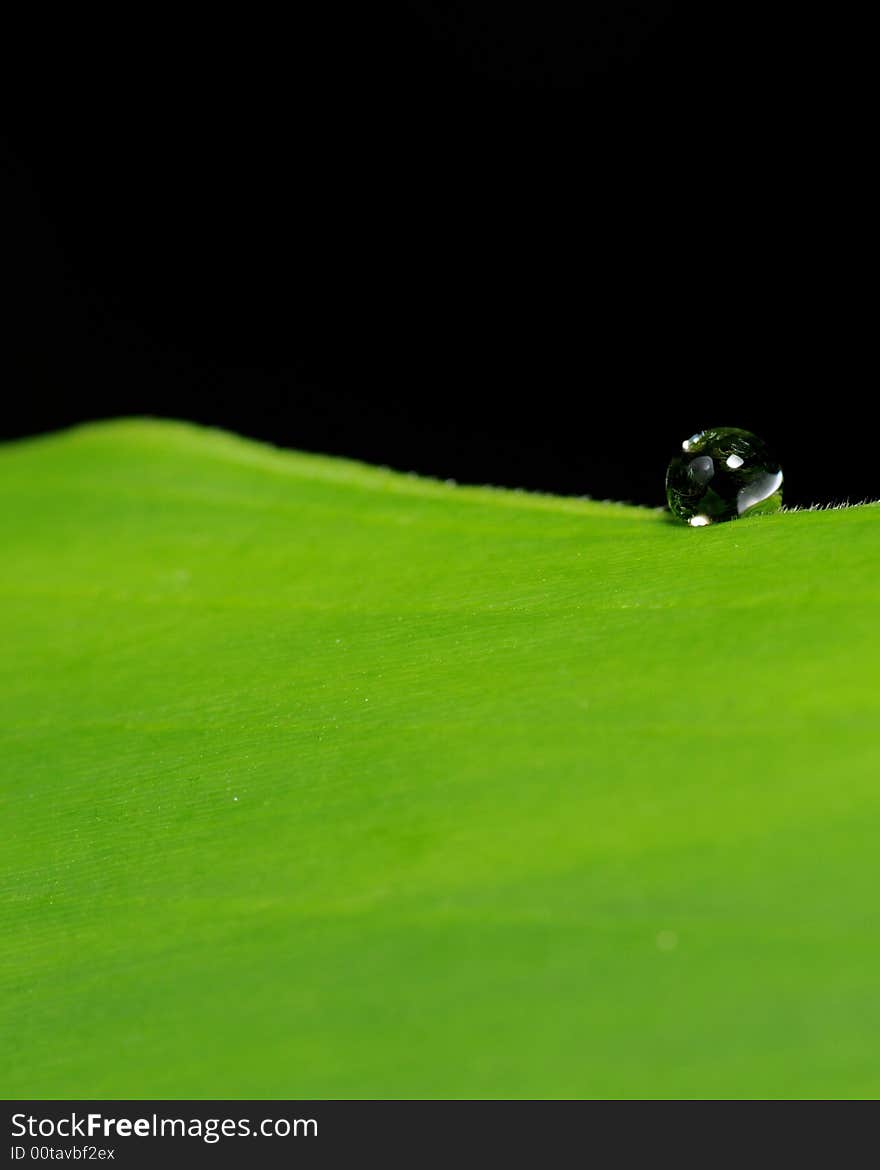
[
  {"xmin": 737, "ymin": 469, "xmax": 783, "ymax": 515},
  {"xmin": 688, "ymin": 455, "xmax": 715, "ymax": 485},
  {"xmin": 726, "ymin": 453, "xmax": 744, "ymax": 469}
]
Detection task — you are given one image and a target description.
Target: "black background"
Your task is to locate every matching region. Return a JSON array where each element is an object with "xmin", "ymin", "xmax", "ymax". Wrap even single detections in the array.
[{"xmin": 1, "ymin": 6, "xmax": 869, "ymax": 507}]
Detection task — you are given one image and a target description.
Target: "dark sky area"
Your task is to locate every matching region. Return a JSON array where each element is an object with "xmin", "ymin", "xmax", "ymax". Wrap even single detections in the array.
[{"xmin": 1, "ymin": 7, "xmax": 869, "ymax": 507}]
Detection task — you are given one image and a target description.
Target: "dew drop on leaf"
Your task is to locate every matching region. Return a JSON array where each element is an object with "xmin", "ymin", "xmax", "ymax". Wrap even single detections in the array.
[{"xmin": 666, "ymin": 427, "xmax": 783, "ymax": 525}]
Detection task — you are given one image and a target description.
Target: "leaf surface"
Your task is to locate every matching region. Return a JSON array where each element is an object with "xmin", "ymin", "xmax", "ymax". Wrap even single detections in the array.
[{"xmin": 2, "ymin": 420, "xmax": 879, "ymax": 1098}]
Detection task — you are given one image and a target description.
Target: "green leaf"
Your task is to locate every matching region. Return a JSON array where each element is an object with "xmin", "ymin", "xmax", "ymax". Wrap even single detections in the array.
[{"xmin": 2, "ymin": 419, "xmax": 879, "ymax": 1099}]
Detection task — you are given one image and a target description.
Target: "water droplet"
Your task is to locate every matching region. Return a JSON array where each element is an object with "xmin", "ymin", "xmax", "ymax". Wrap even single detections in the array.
[{"xmin": 666, "ymin": 427, "xmax": 783, "ymax": 525}]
